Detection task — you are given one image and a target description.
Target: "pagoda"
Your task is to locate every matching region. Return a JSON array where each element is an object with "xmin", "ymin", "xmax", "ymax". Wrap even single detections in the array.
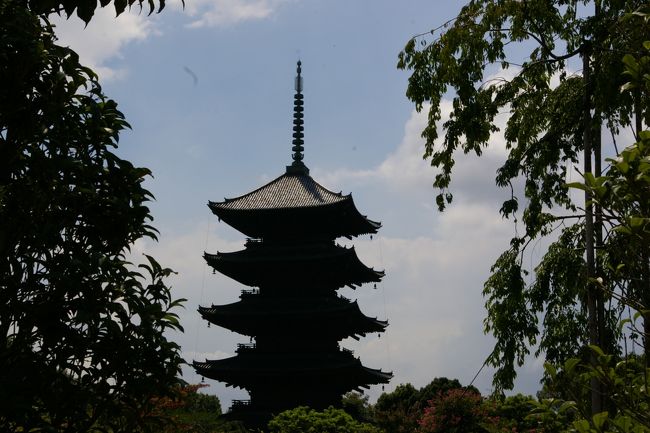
[{"xmin": 193, "ymin": 61, "xmax": 391, "ymax": 424}]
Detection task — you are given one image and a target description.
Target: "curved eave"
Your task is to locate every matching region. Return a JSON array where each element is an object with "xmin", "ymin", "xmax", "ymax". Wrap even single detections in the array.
[
  {"xmin": 197, "ymin": 299, "xmax": 388, "ymax": 337},
  {"xmin": 361, "ymin": 366, "xmax": 393, "ymax": 384},
  {"xmin": 203, "ymin": 245, "xmax": 384, "ymax": 288},
  {"xmin": 193, "ymin": 354, "xmax": 391, "ymax": 387},
  {"xmin": 208, "ymin": 195, "xmax": 380, "ymax": 239},
  {"xmin": 347, "ymin": 192, "xmax": 382, "ymax": 232}
]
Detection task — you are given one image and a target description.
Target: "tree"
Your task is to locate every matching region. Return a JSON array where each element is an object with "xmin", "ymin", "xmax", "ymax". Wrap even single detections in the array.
[
  {"xmin": 417, "ymin": 389, "xmax": 494, "ymax": 433},
  {"xmin": 150, "ymin": 384, "xmax": 238, "ymax": 433},
  {"xmin": 537, "ymin": 348, "xmax": 650, "ymax": 433},
  {"xmin": 342, "ymin": 392, "xmax": 375, "ymax": 423},
  {"xmin": 0, "ymin": 0, "xmax": 184, "ymax": 431},
  {"xmin": 529, "ymin": 30, "xmax": 650, "ymax": 432},
  {"xmin": 575, "ymin": 130, "xmax": 650, "ymax": 354},
  {"xmin": 29, "ymin": 0, "xmax": 176, "ymax": 24},
  {"xmin": 374, "ymin": 378, "xmax": 473, "ymax": 433},
  {"xmin": 490, "ymin": 394, "xmax": 541, "ymax": 433},
  {"xmin": 267, "ymin": 406, "xmax": 383, "ymax": 433},
  {"xmin": 397, "ymin": 0, "xmax": 650, "ymax": 405},
  {"xmin": 590, "ymin": 25, "xmax": 650, "ymax": 356},
  {"xmin": 374, "ymin": 383, "xmax": 421, "ymax": 433}
]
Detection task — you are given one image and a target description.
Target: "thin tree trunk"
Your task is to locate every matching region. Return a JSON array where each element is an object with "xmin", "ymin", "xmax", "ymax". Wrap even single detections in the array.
[
  {"xmin": 594, "ymin": 114, "xmax": 605, "ymax": 349},
  {"xmin": 583, "ymin": 46, "xmax": 602, "ymax": 416},
  {"xmin": 637, "ymin": 89, "xmax": 650, "ymax": 365}
]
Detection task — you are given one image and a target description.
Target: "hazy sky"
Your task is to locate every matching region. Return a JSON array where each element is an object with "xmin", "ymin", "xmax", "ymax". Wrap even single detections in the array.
[{"xmin": 52, "ymin": 0, "xmax": 548, "ymax": 409}]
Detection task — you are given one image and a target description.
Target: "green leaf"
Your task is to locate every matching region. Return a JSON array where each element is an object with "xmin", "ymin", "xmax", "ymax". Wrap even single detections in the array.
[
  {"xmin": 589, "ymin": 345, "xmax": 605, "ymax": 357},
  {"xmin": 566, "ymin": 181, "xmax": 588, "ymax": 191},
  {"xmin": 592, "ymin": 411, "xmax": 609, "ymax": 430},
  {"xmin": 564, "ymin": 357, "xmax": 581, "ymax": 373}
]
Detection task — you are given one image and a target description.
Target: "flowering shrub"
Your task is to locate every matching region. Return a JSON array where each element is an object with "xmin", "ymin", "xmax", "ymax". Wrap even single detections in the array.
[{"xmin": 418, "ymin": 389, "xmax": 496, "ymax": 433}]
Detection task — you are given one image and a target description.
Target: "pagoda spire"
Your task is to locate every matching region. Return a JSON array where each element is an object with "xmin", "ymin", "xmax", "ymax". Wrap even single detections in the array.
[{"xmin": 287, "ymin": 61, "xmax": 309, "ymax": 175}]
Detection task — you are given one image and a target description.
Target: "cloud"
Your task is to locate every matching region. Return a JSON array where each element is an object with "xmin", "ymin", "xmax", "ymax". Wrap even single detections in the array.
[
  {"xmin": 179, "ymin": 0, "xmax": 293, "ymax": 28},
  {"xmin": 315, "ymin": 100, "xmax": 511, "ymax": 204},
  {"xmin": 50, "ymin": 7, "xmax": 156, "ymax": 80},
  {"xmin": 309, "ymin": 99, "xmax": 540, "ymax": 398},
  {"xmin": 337, "ymin": 206, "xmax": 515, "ymax": 399},
  {"xmin": 50, "ymin": 0, "xmax": 294, "ymax": 80},
  {"xmin": 314, "ymin": 102, "xmax": 439, "ymax": 192}
]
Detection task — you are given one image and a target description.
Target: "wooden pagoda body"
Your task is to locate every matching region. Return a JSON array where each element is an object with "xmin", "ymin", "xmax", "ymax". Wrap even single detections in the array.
[{"xmin": 193, "ymin": 62, "xmax": 391, "ymax": 425}]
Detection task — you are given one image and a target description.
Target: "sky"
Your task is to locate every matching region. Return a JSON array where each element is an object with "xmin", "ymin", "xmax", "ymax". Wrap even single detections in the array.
[{"xmin": 51, "ymin": 0, "xmax": 549, "ymax": 410}]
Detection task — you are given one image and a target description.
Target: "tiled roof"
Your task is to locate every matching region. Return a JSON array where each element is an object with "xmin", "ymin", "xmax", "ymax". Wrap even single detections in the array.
[{"xmin": 211, "ymin": 173, "xmax": 347, "ymax": 211}]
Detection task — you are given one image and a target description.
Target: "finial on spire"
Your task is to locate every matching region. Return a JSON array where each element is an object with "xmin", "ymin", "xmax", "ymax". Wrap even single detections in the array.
[
  {"xmin": 287, "ymin": 60, "xmax": 308, "ymax": 175},
  {"xmin": 295, "ymin": 60, "xmax": 303, "ymax": 93}
]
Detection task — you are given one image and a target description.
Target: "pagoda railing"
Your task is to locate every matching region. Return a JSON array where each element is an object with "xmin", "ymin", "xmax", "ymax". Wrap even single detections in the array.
[
  {"xmin": 230, "ymin": 399, "xmax": 252, "ymax": 410},
  {"xmin": 236, "ymin": 343, "xmax": 256, "ymax": 353},
  {"xmin": 245, "ymin": 238, "xmax": 263, "ymax": 247},
  {"xmin": 240, "ymin": 288, "xmax": 259, "ymax": 297}
]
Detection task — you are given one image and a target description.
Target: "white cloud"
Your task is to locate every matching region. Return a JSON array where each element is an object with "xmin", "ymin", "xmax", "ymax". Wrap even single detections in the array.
[
  {"xmin": 315, "ymin": 102, "xmax": 439, "ymax": 191},
  {"xmin": 178, "ymin": 0, "xmax": 293, "ymax": 28},
  {"xmin": 311, "ymin": 99, "xmax": 540, "ymax": 398},
  {"xmin": 50, "ymin": 0, "xmax": 294, "ymax": 80},
  {"xmin": 316, "ymin": 99, "xmax": 510, "ymax": 199},
  {"xmin": 51, "ymin": 7, "xmax": 156, "ymax": 80},
  {"xmin": 338, "ymin": 206, "xmax": 515, "ymax": 399}
]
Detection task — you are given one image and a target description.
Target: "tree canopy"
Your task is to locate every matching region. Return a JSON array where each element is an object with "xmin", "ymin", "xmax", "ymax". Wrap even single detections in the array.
[
  {"xmin": 398, "ymin": 0, "xmax": 650, "ymax": 396},
  {"xmin": 27, "ymin": 0, "xmax": 178, "ymax": 24},
  {"xmin": 267, "ymin": 406, "xmax": 383, "ymax": 433},
  {"xmin": 0, "ymin": 0, "xmax": 184, "ymax": 430},
  {"xmin": 374, "ymin": 378, "xmax": 475, "ymax": 433}
]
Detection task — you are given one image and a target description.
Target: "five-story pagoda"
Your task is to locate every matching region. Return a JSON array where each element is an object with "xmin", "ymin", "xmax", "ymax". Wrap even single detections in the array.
[{"xmin": 193, "ymin": 62, "xmax": 391, "ymax": 423}]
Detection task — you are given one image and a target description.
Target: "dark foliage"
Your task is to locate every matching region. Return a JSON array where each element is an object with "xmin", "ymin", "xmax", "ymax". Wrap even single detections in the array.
[
  {"xmin": 27, "ymin": 0, "xmax": 179, "ymax": 24},
  {"xmin": 374, "ymin": 378, "xmax": 474, "ymax": 433},
  {"xmin": 0, "ymin": 0, "xmax": 184, "ymax": 431}
]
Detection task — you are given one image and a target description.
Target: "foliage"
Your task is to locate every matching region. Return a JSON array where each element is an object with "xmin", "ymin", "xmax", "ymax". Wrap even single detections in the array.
[
  {"xmin": 0, "ymin": 0, "xmax": 184, "ymax": 431},
  {"xmin": 418, "ymin": 388, "xmax": 495, "ymax": 433},
  {"xmin": 572, "ymin": 130, "xmax": 650, "ymax": 329},
  {"xmin": 27, "ymin": 0, "xmax": 176, "ymax": 24},
  {"xmin": 267, "ymin": 406, "xmax": 383, "ymax": 433},
  {"xmin": 489, "ymin": 394, "xmax": 543, "ymax": 433},
  {"xmin": 375, "ymin": 378, "xmax": 470, "ymax": 433},
  {"xmin": 342, "ymin": 392, "xmax": 374, "ymax": 423},
  {"xmin": 526, "ymin": 397, "xmax": 580, "ymax": 433},
  {"xmin": 541, "ymin": 53, "xmax": 650, "ymax": 428},
  {"xmin": 532, "ymin": 348, "xmax": 650, "ymax": 433},
  {"xmin": 374, "ymin": 383, "xmax": 421, "ymax": 433},
  {"xmin": 398, "ymin": 0, "xmax": 650, "ymax": 393},
  {"xmin": 150, "ymin": 384, "xmax": 231, "ymax": 433}
]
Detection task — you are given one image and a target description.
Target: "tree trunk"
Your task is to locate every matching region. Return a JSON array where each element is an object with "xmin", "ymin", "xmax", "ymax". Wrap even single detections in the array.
[{"xmin": 583, "ymin": 46, "xmax": 602, "ymax": 416}]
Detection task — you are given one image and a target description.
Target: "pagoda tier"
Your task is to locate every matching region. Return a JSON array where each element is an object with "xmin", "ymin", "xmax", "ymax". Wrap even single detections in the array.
[
  {"xmin": 204, "ymin": 241, "xmax": 383, "ymax": 289},
  {"xmin": 208, "ymin": 171, "xmax": 380, "ymax": 240},
  {"xmin": 193, "ymin": 350, "xmax": 391, "ymax": 409},
  {"xmin": 198, "ymin": 295, "xmax": 387, "ymax": 340}
]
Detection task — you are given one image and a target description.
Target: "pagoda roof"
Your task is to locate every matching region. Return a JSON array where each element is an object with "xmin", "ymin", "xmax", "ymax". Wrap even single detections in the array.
[
  {"xmin": 208, "ymin": 172, "xmax": 380, "ymax": 239},
  {"xmin": 198, "ymin": 296, "xmax": 387, "ymax": 339},
  {"xmin": 213, "ymin": 172, "xmax": 347, "ymax": 211},
  {"xmin": 204, "ymin": 242, "xmax": 384, "ymax": 289},
  {"xmin": 193, "ymin": 350, "xmax": 392, "ymax": 390}
]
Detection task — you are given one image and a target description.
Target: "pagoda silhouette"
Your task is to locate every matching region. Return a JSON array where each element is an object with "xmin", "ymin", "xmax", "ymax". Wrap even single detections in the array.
[{"xmin": 193, "ymin": 61, "xmax": 391, "ymax": 425}]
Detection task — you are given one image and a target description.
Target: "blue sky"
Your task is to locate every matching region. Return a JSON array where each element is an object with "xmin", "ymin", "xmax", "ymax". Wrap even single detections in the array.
[{"xmin": 52, "ymin": 0, "xmax": 546, "ymax": 409}]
